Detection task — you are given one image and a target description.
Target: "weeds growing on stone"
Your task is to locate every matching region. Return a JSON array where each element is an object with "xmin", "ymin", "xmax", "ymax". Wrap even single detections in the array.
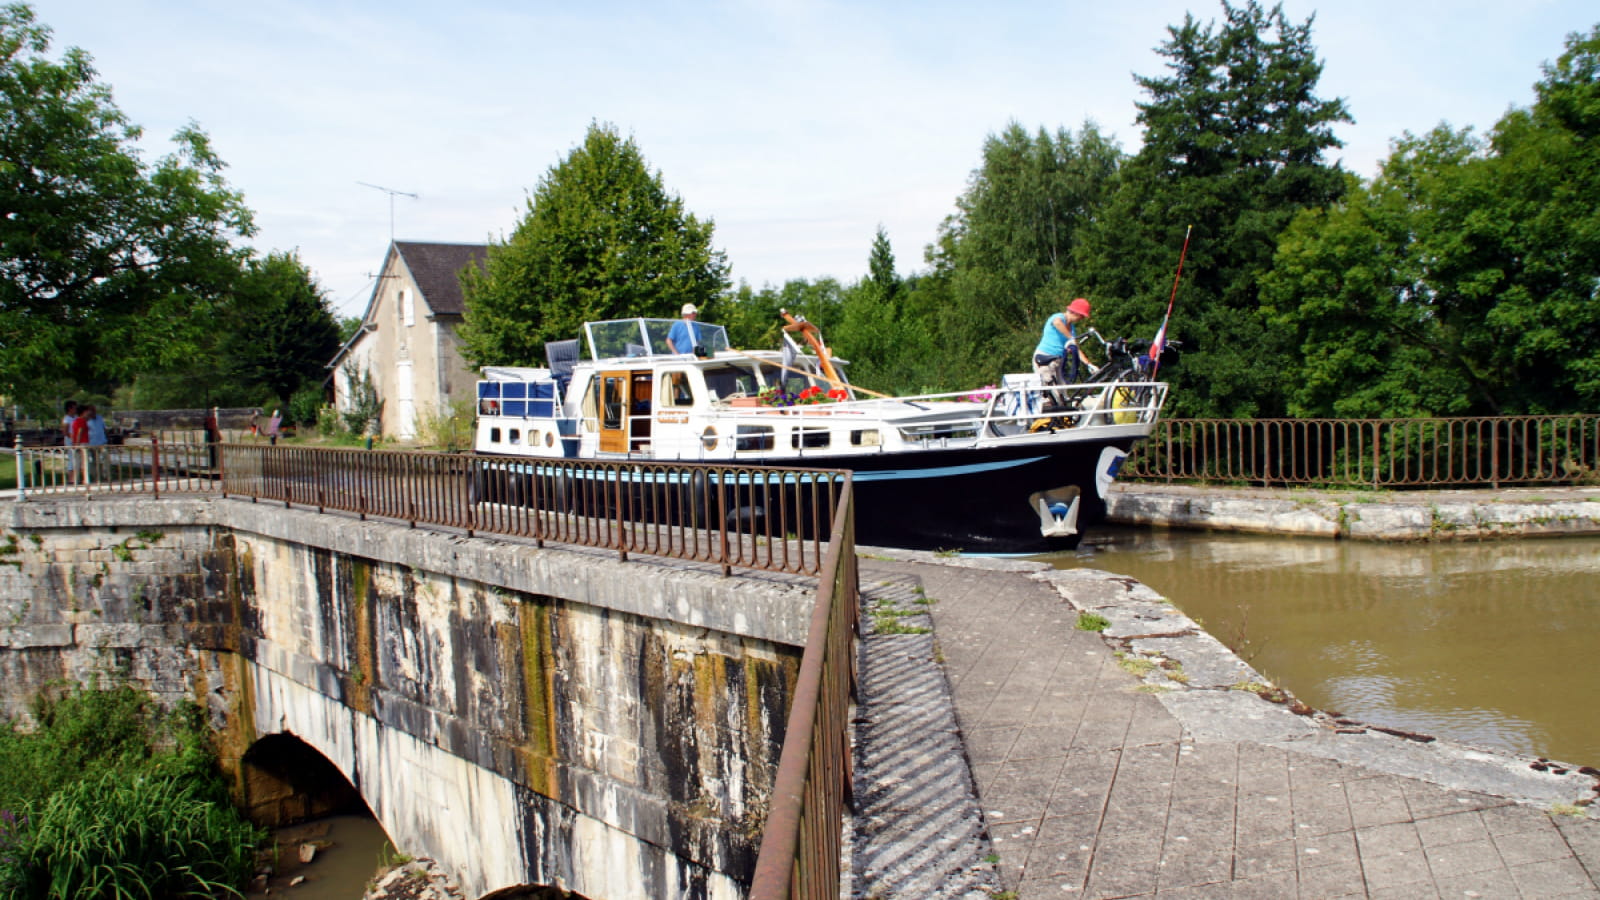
[
  {"xmin": 1116, "ymin": 655, "xmax": 1156, "ymax": 677},
  {"xmin": 1075, "ymin": 612, "xmax": 1110, "ymax": 632}
]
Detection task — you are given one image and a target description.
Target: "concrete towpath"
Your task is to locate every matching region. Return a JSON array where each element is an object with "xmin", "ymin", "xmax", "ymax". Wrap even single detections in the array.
[{"xmin": 851, "ymin": 553, "xmax": 1600, "ymax": 899}]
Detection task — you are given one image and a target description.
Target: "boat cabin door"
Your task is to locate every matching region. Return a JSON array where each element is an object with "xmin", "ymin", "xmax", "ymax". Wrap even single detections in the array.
[{"xmin": 597, "ymin": 370, "xmax": 653, "ymax": 454}]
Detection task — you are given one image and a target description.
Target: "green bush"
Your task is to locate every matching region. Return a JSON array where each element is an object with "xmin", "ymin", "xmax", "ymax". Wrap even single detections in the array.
[
  {"xmin": 315, "ymin": 404, "xmax": 345, "ymax": 438},
  {"xmin": 0, "ymin": 685, "xmax": 262, "ymax": 898},
  {"xmin": 2, "ymin": 770, "xmax": 259, "ymax": 898},
  {"xmin": 288, "ymin": 385, "xmax": 324, "ymax": 427}
]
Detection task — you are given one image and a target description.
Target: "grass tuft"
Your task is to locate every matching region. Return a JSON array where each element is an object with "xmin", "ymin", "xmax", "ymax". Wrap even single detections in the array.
[{"xmin": 1075, "ymin": 612, "xmax": 1110, "ymax": 632}]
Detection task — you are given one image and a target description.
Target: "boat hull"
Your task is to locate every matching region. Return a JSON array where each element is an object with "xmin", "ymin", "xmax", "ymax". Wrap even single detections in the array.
[
  {"xmin": 474, "ymin": 434, "xmax": 1136, "ymax": 555},
  {"xmin": 835, "ymin": 437, "xmax": 1134, "ymax": 553}
]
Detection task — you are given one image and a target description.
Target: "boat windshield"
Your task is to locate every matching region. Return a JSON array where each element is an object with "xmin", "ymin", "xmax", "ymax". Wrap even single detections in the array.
[
  {"xmin": 703, "ymin": 364, "xmax": 762, "ymax": 400},
  {"xmin": 583, "ymin": 318, "xmax": 729, "ymax": 360}
]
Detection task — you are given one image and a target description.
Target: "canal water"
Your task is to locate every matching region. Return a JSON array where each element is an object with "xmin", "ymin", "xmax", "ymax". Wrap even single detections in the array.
[
  {"xmin": 244, "ymin": 814, "xmax": 395, "ymax": 899},
  {"xmin": 1046, "ymin": 531, "xmax": 1600, "ymax": 767}
]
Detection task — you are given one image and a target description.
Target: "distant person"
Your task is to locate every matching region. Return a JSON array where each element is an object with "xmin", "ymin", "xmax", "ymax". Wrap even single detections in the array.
[
  {"xmin": 84, "ymin": 405, "xmax": 107, "ymax": 446},
  {"xmin": 68, "ymin": 404, "xmax": 90, "ymax": 483},
  {"xmin": 667, "ymin": 303, "xmax": 701, "ymax": 355},
  {"xmin": 265, "ymin": 409, "xmax": 282, "ymax": 446},
  {"xmin": 248, "ymin": 409, "xmax": 260, "ymax": 439},
  {"xmin": 1033, "ymin": 297, "xmax": 1096, "ymax": 410},
  {"xmin": 84, "ymin": 404, "xmax": 107, "ymax": 481},
  {"xmin": 60, "ymin": 400, "xmax": 78, "ymax": 442}
]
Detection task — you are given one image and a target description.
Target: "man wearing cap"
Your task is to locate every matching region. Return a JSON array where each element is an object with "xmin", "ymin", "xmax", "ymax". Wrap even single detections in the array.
[
  {"xmin": 667, "ymin": 303, "xmax": 700, "ymax": 355},
  {"xmin": 1033, "ymin": 297, "xmax": 1095, "ymax": 410}
]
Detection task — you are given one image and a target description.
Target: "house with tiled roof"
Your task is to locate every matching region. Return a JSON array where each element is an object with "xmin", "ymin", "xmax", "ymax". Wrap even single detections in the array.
[{"xmin": 330, "ymin": 240, "xmax": 487, "ymax": 439}]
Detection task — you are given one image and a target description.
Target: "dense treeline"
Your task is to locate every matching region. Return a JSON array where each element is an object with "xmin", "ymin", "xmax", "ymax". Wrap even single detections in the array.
[{"xmin": 789, "ymin": 5, "xmax": 1596, "ymax": 418}]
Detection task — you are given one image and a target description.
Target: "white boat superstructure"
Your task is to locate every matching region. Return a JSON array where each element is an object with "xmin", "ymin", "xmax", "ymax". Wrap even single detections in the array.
[
  {"xmin": 472, "ymin": 316, "xmax": 1170, "ymax": 552},
  {"xmin": 474, "ymin": 318, "xmax": 1166, "ymax": 464}
]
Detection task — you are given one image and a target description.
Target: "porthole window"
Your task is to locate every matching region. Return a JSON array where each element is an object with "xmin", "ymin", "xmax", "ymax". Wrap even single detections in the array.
[
  {"xmin": 701, "ymin": 426, "xmax": 718, "ymax": 451},
  {"xmin": 490, "ymin": 427, "xmax": 502, "ymax": 443}
]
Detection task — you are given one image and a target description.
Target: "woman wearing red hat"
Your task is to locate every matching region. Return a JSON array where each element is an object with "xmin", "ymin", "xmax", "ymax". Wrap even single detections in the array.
[{"xmin": 1032, "ymin": 297, "xmax": 1095, "ymax": 410}]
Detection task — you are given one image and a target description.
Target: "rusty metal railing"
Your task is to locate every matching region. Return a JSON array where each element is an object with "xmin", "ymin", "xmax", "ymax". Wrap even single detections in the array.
[
  {"xmin": 9, "ymin": 436, "xmax": 217, "ymax": 499},
  {"xmin": 1123, "ymin": 415, "xmax": 1600, "ymax": 488},
  {"xmin": 10, "ymin": 440, "xmax": 850, "ymax": 578},
  {"xmin": 218, "ymin": 445, "xmax": 847, "ymax": 578},
  {"xmin": 749, "ymin": 479, "xmax": 858, "ymax": 899}
]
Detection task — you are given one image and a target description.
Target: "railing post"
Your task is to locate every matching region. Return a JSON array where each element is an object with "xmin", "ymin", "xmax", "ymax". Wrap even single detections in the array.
[
  {"xmin": 615, "ymin": 464, "xmax": 628, "ymax": 563},
  {"xmin": 14, "ymin": 435, "xmax": 24, "ymax": 501},
  {"xmin": 1491, "ymin": 418, "xmax": 1501, "ymax": 489},
  {"xmin": 152, "ymin": 434, "xmax": 161, "ymax": 500},
  {"xmin": 1262, "ymin": 423, "xmax": 1272, "ymax": 488},
  {"xmin": 1371, "ymin": 423, "xmax": 1381, "ymax": 488},
  {"xmin": 718, "ymin": 469, "xmax": 732, "ymax": 577}
]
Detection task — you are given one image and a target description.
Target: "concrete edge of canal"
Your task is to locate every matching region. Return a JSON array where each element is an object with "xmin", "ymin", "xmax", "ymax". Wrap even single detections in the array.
[
  {"xmin": 1107, "ymin": 482, "xmax": 1600, "ymax": 540},
  {"xmin": 857, "ymin": 544, "xmax": 1600, "ymax": 824}
]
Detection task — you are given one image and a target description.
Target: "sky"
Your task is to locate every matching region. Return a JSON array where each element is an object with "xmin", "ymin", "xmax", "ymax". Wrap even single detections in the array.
[{"xmin": 27, "ymin": 0, "xmax": 1599, "ymax": 319}]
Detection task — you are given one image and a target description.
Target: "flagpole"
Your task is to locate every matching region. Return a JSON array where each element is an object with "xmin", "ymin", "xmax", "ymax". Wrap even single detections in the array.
[{"xmin": 1151, "ymin": 225, "xmax": 1192, "ymax": 380}]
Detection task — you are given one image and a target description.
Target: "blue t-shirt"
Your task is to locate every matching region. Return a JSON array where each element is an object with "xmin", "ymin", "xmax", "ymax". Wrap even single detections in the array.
[
  {"xmin": 668, "ymin": 318, "xmax": 699, "ymax": 354},
  {"xmin": 1034, "ymin": 313, "xmax": 1078, "ymax": 358},
  {"xmin": 86, "ymin": 414, "xmax": 108, "ymax": 446}
]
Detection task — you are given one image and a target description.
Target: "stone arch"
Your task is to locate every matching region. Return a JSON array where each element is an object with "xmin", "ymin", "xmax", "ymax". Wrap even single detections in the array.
[{"xmin": 237, "ymin": 731, "xmax": 368, "ymax": 828}]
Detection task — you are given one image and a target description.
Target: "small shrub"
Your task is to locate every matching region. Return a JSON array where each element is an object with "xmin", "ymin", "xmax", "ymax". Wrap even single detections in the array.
[
  {"xmin": 1076, "ymin": 612, "xmax": 1110, "ymax": 632},
  {"xmin": 414, "ymin": 399, "xmax": 476, "ymax": 452},
  {"xmin": 287, "ymin": 385, "xmax": 324, "ymax": 428},
  {"xmin": 341, "ymin": 365, "xmax": 384, "ymax": 436},
  {"xmin": 315, "ymin": 404, "xmax": 345, "ymax": 438}
]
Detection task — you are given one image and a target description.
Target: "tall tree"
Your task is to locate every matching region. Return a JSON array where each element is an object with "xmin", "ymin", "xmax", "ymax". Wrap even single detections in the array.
[
  {"xmin": 933, "ymin": 121, "xmax": 1123, "ymax": 387},
  {"xmin": 223, "ymin": 251, "xmax": 342, "ymax": 405},
  {"xmin": 1077, "ymin": 1, "xmax": 1351, "ymax": 417},
  {"xmin": 834, "ymin": 226, "xmax": 929, "ymax": 392},
  {"xmin": 459, "ymin": 123, "xmax": 729, "ymax": 366},
  {"xmin": 1265, "ymin": 24, "xmax": 1600, "ymax": 416},
  {"xmin": 0, "ymin": 3, "xmax": 253, "ymax": 406}
]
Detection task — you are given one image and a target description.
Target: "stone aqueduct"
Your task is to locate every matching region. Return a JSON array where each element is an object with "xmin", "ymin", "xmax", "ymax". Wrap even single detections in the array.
[{"xmin": 0, "ymin": 496, "xmax": 822, "ymax": 899}]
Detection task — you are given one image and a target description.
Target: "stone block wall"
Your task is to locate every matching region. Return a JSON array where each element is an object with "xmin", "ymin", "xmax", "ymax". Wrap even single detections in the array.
[{"xmin": 0, "ymin": 497, "xmax": 816, "ymax": 900}]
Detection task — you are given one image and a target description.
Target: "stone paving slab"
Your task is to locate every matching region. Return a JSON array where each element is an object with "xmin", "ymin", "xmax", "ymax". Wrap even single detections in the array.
[{"xmin": 857, "ymin": 552, "xmax": 1600, "ymax": 898}]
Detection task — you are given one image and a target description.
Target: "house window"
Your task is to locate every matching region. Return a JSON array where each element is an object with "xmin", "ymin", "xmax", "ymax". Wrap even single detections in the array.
[{"xmin": 401, "ymin": 289, "xmax": 415, "ymax": 327}]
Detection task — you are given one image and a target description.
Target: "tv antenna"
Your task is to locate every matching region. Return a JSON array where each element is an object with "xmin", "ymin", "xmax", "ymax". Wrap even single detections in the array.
[{"xmin": 357, "ymin": 181, "xmax": 418, "ymax": 242}]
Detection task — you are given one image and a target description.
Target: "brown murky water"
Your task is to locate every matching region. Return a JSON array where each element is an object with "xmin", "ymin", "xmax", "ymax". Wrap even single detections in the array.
[
  {"xmin": 245, "ymin": 814, "xmax": 395, "ymax": 899},
  {"xmin": 1046, "ymin": 531, "xmax": 1600, "ymax": 767}
]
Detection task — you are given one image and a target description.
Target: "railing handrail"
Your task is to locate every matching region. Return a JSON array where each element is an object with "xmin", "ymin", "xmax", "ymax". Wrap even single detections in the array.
[
  {"xmin": 749, "ymin": 479, "xmax": 857, "ymax": 899},
  {"xmin": 1124, "ymin": 414, "xmax": 1600, "ymax": 489}
]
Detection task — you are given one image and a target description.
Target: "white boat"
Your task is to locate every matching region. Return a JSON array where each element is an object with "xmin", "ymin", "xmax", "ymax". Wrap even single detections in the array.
[{"xmin": 472, "ymin": 313, "xmax": 1171, "ymax": 552}]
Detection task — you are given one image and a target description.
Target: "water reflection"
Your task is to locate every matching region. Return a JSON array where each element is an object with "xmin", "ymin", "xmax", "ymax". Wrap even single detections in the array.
[{"xmin": 1044, "ymin": 530, "xmax": 1600, "ymax": 766}]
